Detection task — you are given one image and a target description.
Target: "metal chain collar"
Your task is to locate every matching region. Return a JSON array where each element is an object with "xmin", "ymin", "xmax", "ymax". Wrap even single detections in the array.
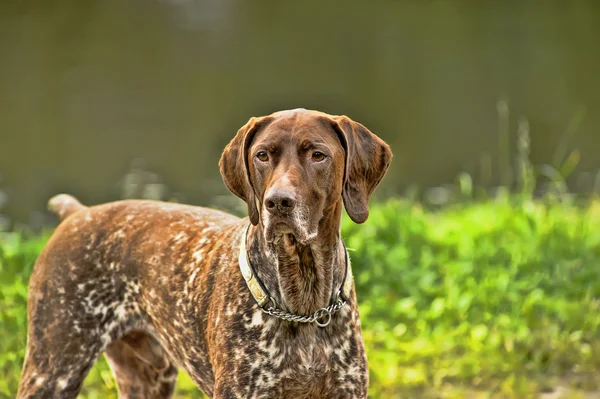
[
  {"xmin": 239, "ymin": 224, "xmax": 353, "ymax": 328},
  {"xmin": 261, "ymin": 295, "xmax": 347, "ymax": 328}
]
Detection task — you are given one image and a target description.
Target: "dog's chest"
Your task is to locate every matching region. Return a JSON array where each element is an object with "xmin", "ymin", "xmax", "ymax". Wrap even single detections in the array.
[{"xmin": 226, "ymin": 308, "xmax": 367, "ymax": 398}]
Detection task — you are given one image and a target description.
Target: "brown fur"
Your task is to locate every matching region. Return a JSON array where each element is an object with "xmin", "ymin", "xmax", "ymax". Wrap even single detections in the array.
[{"xmin": 17, "ymin": 108, "xmax": 392, "ymax": 399}]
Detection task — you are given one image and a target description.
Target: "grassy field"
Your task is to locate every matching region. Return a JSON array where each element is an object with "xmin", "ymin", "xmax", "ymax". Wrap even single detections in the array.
[{"xmin": 2, "ymin": 195, "xmax": 600, "ymax": 398}]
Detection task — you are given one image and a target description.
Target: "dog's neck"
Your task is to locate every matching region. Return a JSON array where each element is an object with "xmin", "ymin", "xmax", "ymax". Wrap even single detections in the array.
[{"xmin": 248, "ymin": 200, "xmax": 346, "ymax": 316}]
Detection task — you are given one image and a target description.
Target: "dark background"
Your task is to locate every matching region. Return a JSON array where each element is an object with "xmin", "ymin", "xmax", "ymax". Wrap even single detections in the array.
[{"xmin": 1, "ymin": 0, "xmax": 599, "ymax": 226}]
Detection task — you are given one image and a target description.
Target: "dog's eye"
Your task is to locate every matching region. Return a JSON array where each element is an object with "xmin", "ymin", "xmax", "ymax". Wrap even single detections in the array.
[
  {"xmin": 256, "ymin": 151, "xmax": 269, "ymax": 162},
  {"xmin": 311, "ymin": 152, "xmax": 326, "ymax": 162}
]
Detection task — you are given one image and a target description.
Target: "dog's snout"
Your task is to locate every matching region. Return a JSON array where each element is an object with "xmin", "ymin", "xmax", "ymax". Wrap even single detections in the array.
[{"xmin": 265, "ymin": 189, "xmax": 297, "ymax": 215}]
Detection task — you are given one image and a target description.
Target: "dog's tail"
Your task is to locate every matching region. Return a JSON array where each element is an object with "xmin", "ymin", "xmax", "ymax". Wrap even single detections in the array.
[{"xmin": 48, "ymin": 194, "xmax": 87, "ymax": 221}]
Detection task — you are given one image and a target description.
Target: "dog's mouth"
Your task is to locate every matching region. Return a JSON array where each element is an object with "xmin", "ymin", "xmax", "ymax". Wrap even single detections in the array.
[
  {"xmin": 264, "ymin": 218, "xmax": 297, "ymax": 243},
  {"xmin": 263, "ymin": 214, "xmax": 317, "ymax": 245}
]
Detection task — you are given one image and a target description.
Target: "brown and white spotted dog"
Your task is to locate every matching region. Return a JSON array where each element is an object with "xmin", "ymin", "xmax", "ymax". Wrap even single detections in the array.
[{"xmin": 17, "ymin": 108, "xmax": 392, "ymax": 399}]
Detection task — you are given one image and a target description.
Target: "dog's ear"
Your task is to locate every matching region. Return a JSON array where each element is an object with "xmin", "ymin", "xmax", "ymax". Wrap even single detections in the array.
[
  {"xmin": 219, "ymin": 116, "xmax": 273, "ymax": 225},
  {"xmin": 330, "ymin": 115, "xmax": 393, "ymax": 224}
]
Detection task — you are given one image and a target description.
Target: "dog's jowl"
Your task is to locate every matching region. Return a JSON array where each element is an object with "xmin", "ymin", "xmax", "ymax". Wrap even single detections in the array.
[{"xmin": 17, "ymin": 108, "xmax": 392, "ymax": 399}]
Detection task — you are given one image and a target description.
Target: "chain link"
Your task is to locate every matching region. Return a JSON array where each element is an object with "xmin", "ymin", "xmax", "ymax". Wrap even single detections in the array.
[{"xmin": 261, "ymin": 298, "xmax": 347, "ymax": 327}]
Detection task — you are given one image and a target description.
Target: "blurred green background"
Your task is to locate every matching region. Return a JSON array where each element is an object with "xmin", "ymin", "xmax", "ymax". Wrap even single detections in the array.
[
  {"xmin": 1, "ymin": 0, "xmax": 600, "ymax": 227},
  {"xmin": 1, "ymin": 0, "xmax": 600, "ymax": 398}
]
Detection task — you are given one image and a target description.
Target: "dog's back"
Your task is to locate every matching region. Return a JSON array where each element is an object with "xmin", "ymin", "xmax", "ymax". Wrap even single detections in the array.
[{"xmin": 20, "ymin": 197, "xmax": 243, "ymax": 398}]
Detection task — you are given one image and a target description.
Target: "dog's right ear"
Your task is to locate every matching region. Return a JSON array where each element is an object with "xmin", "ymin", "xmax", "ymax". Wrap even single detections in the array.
[{"xmin": 219, "ymin": 116, "xmax": 273, "ymax": 225}]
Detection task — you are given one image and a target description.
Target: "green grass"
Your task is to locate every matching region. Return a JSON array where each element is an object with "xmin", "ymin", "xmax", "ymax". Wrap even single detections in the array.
[
  {"xmin": 345, "ymin": 197, "xmax": 600, "ymax": 398},
  {"xmin": 2, "ymin": 196, "xmax": 600, "ymax": 398}
]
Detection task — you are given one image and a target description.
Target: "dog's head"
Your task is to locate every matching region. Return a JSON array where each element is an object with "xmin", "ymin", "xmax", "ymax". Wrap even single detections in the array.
[{"xmin": 219, "ymin": 108, "xmax": 392, "ymax": 245}]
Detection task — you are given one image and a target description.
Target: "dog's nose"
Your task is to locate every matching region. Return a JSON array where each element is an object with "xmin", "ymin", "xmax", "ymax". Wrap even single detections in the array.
[{"xmin": 265, "ymin": 189, "xmax": 297, "ymax": 216}]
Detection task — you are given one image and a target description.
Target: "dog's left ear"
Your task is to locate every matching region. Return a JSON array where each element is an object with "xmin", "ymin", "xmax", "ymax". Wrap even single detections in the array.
[
  {"xmin": 330, "ymin": 115, "xmax": 393, "ymax": 224},
  {"xmin": 219, "ymin": 116, "xmax": 274, "ymax": 225}
]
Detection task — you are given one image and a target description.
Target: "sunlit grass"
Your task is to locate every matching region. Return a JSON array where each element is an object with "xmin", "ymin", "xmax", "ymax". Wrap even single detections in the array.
[
  {"xmin": 1, "ymin": 195, "xmax": 600, "ymax": 398},
  {"xmin": 344, "ymin": 197, "xmax": 600, "ymax": 398}
]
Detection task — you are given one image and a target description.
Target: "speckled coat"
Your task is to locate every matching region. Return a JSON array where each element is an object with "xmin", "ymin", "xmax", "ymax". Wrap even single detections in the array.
[{"xmin": 17, "ymin": 109, "xmax": 392, "ymax": 399}]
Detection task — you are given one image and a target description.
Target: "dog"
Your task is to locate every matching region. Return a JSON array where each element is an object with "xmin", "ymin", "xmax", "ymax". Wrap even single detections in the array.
[{"xmin": 17, "ymin": 108, "xmax": 392, "ymax": 399}]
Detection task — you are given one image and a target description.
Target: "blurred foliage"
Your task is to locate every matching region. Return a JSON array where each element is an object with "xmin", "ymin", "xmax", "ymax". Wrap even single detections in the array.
[
  {"xmin": 0, "ymin": 232, "xmax": 48, "ymax": 398},
  {"xmin": 2, "ymin": 195, "xmax": 600, "ymax": 398}
]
